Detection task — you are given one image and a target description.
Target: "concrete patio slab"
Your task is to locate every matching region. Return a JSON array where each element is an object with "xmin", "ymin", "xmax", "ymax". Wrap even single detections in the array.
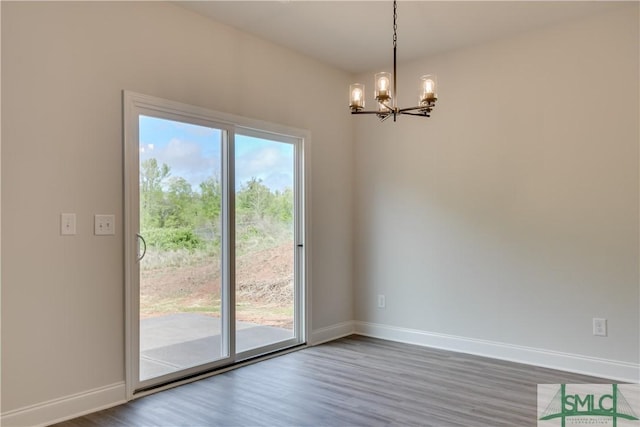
[{"xmin": 140, "ymin": 313, "xmax": 293, "ymax": 380}]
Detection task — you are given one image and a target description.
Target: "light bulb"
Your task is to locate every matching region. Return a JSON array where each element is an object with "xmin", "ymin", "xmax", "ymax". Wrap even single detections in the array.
[
  {"xmin": 352, "ymin": 88, "xmax": 362, "ymax": 102},
  {"xmin": 378, "ymin": 77, "xmax": 389, "ymax": 91},
  {"xmin": 349, "ymin": 83, "xmax": 365, "ymax": 110},
  {"xmin": 374, "ymin": 72, "xmax": 392, "ymax": 100},
  {"xmin": 423, "ymin": 79, "xmax": 435, "ymax": 94}
]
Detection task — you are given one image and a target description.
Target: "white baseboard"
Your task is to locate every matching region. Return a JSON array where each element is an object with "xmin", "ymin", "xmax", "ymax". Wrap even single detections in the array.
[
  {"xmin": 1, "ymin": 382, "xmax": 126, "ymax": 427},
  {"xmin": 310, "ymin": 321, "xmax": 355, "ymax": 345},
  {"xmin": 354, "ymin": 321, "xmax": 639, "ymax": 383}
]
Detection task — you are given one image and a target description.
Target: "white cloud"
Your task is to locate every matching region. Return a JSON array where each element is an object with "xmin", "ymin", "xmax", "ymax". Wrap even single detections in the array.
[
  {"xmin": 139, "ymin": 143, "xmax": 155, "ymax": 154},
  {"xmin": 235, "ymin": 146, "xmax": 293, "ymax": 191},
  {"xmin": 140, "ymin": 138, "xmax": 220, "ymax": 191}
]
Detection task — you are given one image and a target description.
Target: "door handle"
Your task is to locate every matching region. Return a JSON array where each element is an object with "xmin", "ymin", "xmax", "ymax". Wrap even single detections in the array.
[{"xmin": 136, "ymin": 233, "xmax": 147, "ymax": 262}]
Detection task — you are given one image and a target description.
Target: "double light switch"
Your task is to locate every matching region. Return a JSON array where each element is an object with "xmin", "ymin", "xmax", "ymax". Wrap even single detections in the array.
[{"xmin": 60, "ymin": 213, "xmax": 116, "ymax": 236}]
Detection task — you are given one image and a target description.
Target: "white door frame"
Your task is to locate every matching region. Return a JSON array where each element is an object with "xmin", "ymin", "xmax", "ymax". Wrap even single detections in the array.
[{"xmin": 123, "ymin": 91, "xmax": 311, "ymax": 399}]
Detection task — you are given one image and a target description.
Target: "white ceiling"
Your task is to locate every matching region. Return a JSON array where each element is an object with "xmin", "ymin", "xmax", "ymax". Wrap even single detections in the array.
[{"xmin": 176, "ymin": 1, "xmax": 625, "ymax": 74}]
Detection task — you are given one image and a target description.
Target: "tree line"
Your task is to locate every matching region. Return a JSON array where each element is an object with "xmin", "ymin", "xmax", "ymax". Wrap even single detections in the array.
[{"xmin": 141, "ymin": 158, "xmax": 293, "ymax": 251}]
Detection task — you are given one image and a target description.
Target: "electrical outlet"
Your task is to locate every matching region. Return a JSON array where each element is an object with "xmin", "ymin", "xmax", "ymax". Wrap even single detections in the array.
[
  {"xmin": 377, "ymin": 294, "xmax": 386, "ymax": 309},
  {"xmin": 593, "ymin": 318, "xmax": 607, "ymax": 337}
]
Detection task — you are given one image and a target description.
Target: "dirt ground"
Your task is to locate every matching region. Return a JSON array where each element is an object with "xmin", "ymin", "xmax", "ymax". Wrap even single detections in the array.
[{"xmin": 140, "ymin": 242, "xmax": 295, "ymax": 328}]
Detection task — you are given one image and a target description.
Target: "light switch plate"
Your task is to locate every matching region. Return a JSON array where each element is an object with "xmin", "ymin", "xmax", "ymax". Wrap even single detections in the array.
[
  {"xmin": 95, "ymin": 214, "xmax": 115, "ymax": 235},
  {"xmin": 61, "ymin": 213, "xmax": 76, "ymax": 235}
]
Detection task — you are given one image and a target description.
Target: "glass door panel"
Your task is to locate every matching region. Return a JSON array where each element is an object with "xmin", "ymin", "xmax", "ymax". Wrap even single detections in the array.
[
  {"xmin": 234, "ymin": 134, "xmax": 296, "ymax": 353},
  {"xmin": 138, "ymin": 115, "xmax": 226, "ymax": 381},
  {"xmin": 125, "ymin": 92, "xmax": 305, "ymax": 395}
]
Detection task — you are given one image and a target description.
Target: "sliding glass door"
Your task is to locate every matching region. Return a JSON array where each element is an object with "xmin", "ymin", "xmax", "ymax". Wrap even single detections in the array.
[{"xmin": 124, "ymin": 92, "xmax": 306, "ymax": 395}]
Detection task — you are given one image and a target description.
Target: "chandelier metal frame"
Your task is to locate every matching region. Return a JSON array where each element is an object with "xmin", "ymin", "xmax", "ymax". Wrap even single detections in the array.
[{"xmin": 349, "ymin": 0, "xmax": 438, "ymax": 122}]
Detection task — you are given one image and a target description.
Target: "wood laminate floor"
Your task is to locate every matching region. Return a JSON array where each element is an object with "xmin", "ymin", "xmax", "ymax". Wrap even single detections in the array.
[{"xmin": 53, "ymin": 335, "xmax": 611, "ymax": 427}]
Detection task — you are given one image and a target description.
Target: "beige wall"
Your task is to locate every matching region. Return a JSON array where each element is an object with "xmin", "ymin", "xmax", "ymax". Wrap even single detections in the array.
[
  {"xmin": 2, "ymin": 0, "xmax": 639, "ymax": 424},
  {"xmin": 354, "ymin": 4, "xmax": 638, "ymax": 364},
  {"xmin": 1, "ymin": 1, "xmax": 353, "ymax": 415}
]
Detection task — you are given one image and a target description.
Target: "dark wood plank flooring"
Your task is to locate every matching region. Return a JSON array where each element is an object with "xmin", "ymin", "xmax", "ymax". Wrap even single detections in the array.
[{"xmin": 53, "ymin": 335, "xmax": 611, "ymax": 426}]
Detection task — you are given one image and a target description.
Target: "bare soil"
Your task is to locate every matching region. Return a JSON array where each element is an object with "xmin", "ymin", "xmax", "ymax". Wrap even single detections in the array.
[{"xmin": 140, "ymin": 242, "xmax": 294, "ymax": 328}]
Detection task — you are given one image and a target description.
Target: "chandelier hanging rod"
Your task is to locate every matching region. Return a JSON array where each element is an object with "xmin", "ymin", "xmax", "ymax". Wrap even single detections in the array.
[{"xmin": 348, "ymin": 0, "xmax": 438, "ymax": 122}]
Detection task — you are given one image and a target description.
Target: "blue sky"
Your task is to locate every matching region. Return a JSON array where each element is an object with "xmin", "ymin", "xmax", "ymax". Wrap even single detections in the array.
[{"xmin": 139, "ymin": 115, "xmax": 294, "ymax": 192}]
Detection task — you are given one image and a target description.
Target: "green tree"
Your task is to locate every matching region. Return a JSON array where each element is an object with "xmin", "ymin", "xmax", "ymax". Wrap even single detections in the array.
[
  {"xmin": 165, "ymin": 176, "xmax": 195, "ymax": 228},
  {"xmin": 236, "ymin": 178, "xmax": 274, "ymax": 221},
  {"xmin": 140, "ymin": 158, "xmax": 170, "ymax": 228},
  {"xmin": 198, "ymin": 177, "xmax": 222, "ymax": 227},
  {"xmin": 268, "ymin": 188, "xmax": 294, "ymax": 224}
]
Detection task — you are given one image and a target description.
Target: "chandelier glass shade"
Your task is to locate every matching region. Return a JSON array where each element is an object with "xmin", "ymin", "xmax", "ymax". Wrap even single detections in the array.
[{"xmin": 349, "ymin": 0, "xmax": 438, "ymax": 122}]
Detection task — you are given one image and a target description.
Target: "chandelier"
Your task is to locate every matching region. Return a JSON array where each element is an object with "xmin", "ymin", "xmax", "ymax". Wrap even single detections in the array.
[{"xmin": 349, "ymin": 0, "xmax": 438, "ymax": 122}]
